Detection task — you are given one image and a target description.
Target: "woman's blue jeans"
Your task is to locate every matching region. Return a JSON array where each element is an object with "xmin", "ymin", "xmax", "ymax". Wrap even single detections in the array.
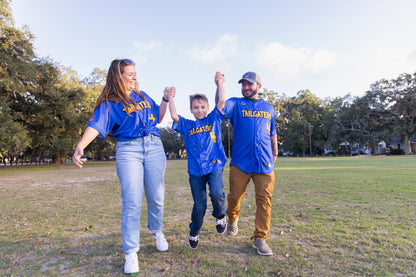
[
  {"xmin": 188, "ymin": 169, "xmax": 226, "ymax": 236},
  {"xmin": 116, "ymin": 135, "xmax": 166, "ymax": 254}
]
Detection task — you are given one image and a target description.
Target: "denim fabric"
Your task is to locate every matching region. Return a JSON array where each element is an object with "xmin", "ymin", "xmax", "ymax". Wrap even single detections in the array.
[
  {"xmin": 188, "ymin": 169, "xmax": 225, "ymax": 236},
  {"xmin": 116, "ymin": 134, "xmax": 166, "ymax": 254}
]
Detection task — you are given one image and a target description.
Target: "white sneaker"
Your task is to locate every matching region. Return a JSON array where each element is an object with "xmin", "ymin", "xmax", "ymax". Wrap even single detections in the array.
[
  {"xmin": 153, "ymin": 232, "xmax": 168, "ymax": 251},
  {"xmin": 124, "ymin": 252, "xmax": 139, "ymax": 275}
]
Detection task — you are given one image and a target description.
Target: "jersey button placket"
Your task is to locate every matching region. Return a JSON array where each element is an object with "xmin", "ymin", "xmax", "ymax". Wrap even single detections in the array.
[
  {"xmin": 254, "ymin": 117, "xmax": 261, "ymax": 172},
  {"xmin": 198, "ymin": 132, "xmax": 205, "ymax": 174}
]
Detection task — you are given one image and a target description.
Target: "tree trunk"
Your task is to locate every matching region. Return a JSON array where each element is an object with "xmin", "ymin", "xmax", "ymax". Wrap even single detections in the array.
[
  {"xmin": 404, "ymin": 134, "xmax": 411, "ymax": 154},
  {"xmin": 31, "ymin": 147, "xmax": 37, "ymax": 164},
  {"xmin": 56, "ymin": 154, "xmax": 65, "ymax": 164}
]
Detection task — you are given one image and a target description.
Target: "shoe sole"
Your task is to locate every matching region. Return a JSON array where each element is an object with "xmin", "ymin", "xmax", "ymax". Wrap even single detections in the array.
[
  {"xmin": 125, "ymin": 271, "xmax": 139, "ymax": 275},
  {"xmin": 252, "ymin": 244, "xmax": 273, "ymax": 256},
  {"xmin": 188, "ymin": 243, "xmax": 198, "ymax": 250}
]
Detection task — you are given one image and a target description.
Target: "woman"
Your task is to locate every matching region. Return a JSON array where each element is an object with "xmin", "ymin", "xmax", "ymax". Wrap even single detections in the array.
[{"xmin": 73, "ymin": 59, "xmax": 171, "ymax": 275}]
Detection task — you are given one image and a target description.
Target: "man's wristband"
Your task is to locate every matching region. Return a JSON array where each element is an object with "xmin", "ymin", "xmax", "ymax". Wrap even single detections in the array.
[
  {"xmin": 273, "ymin": 153, "xmax": 278, "ymax": 157},
  {"xmin": 162, "ymin": 97, "xmax": 169, "ymax": 102}
]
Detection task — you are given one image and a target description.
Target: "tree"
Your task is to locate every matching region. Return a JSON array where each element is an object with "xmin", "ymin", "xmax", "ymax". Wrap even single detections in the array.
[
  {"xmin": 363, "ymin": 72, "xmax": 416, "ymax": 154},
  {"xmin": 37, "ymin": 64, "xmax": 93, "ymax": 163},
  {"xmin": 0, "ymin": 96, "xmax": 30, "ymax": 164},
  {"xmin": 0, "ymin": 0, "xmax": 36, "ymax": 164},
  {"xmin": 159, "ymin": 126, "xmax": 184, "ymax": 159},
  {"xmin": 259, "ymin": 88, "xmax": 288, "ymax": 144},
  {"xmin": 279, "ymin": 90, "xmax": 324, "ymax": 156},
  {"xmin": 1, "ymin": 0, "xmax": 109, "ymax": 164},
  {"xmin": 220, "ymin": 119, "xmax": 233, "ymax": 158},
  {"xmin": 78, "ymin": 68, "xmax": 111, "ymax": 160}
]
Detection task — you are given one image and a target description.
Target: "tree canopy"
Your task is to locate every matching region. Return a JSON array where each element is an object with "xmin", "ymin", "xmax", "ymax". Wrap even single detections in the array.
[{"xmin": 1, "ymin": 0, "xmax": 415, "ymax": 165}]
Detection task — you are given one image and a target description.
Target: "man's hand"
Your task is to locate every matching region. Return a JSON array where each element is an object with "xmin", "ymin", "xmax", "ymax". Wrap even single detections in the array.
[
  {"xmin": 168, "ymin": 86, "xmax": 176, "ymax": 100},
  {"xmin": 215, "ymin": 71, "xmax": 225, "ymax": 85}
]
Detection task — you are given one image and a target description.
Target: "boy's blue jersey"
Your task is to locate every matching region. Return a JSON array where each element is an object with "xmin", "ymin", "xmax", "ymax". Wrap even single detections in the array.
[
  {"xmin": 87, "ymin": 90, "xmax": 161, "ymax": 141},
  {"xmin": 172, "ymin": 107, "xmax": 227, "ymax": 177},
  {"xmin": 223, "ymin": 97, "xmax": 276, "ymax": 174}
]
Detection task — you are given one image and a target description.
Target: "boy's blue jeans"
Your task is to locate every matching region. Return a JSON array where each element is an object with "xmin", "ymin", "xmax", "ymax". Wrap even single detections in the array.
[
  {"xmin": 116, "ymin": 135, "xmax": 166, "ymax": 254},
  {"xmin": 188, "ymin": 169, "xmax": 226, "ymax": 236}
]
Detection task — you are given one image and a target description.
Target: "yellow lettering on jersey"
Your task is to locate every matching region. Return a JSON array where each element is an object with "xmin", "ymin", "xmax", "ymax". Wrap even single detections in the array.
[
  {"xmin": 189, "ymin": 124, "xmax": 213, "ymax": 136},
  {"xmin": 267, "ymin": 123, "xmax": 270, "ymax": 132},
  {"xmin": 210, "ymin": 131, "xmax": 217, "ymax": 143},
  {"xmin": 241, "ymin": 109, "xmax": 271, "ymax": 120},
  {"xmin": 149, "ymin": 113, "xmax": 155, "ymax": 123},
  {"xmin": 136, "ymin": 100, "xmax": 151, "ymax": 110},
  {"xmin": 123, "ymin": 100, "xmax": 151, "ymax": 114}
]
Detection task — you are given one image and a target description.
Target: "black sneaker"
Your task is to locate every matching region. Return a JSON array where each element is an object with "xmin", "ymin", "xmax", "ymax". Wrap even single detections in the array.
[
  {"xmin": 188, "ymin": 234, "xmax": 199, "ymax": 249},
  {"xmin": 215, "ymin": 217, "xmax": 227, "ymax": 235}
]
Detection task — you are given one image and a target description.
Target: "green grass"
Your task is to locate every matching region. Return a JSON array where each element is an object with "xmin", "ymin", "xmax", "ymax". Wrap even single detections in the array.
[{"xmin": 0, "ymin": 156, "xmax": 415, "ymax": 276}]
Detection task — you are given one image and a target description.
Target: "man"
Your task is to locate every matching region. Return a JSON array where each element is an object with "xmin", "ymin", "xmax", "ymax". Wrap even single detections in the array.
[{"xmin": 217, "ymin": 71, "xmax": 278, "ymax": 256}]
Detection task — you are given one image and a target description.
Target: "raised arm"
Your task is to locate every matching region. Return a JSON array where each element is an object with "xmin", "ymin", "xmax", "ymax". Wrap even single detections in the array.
[
  {"xmin": 158, "ymin": 87, "xmax": 170, "ymax": 123},
  {"xmin": 215, "ymin": 71, "xmax": 225, "ymax": 111},
  {"xmin": 73, "ymin": 127, "xmax": 100, "ymax": 168},
  {"xmin": 271, "ymin": 134, "xmax": 278, "ymax": 163},
  {"xmin": 168, "ymin": 87, "xmax": 179, "ymax": 123}
]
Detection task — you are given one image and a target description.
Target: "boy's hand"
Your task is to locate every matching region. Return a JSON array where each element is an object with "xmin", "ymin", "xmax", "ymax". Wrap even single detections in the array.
[
  {"xmin": 215, "ymin": 71, "xmax": 225, "ymax": 85},
  {"xmin": 168, "ymin": 87, "xmax": 176, "ymax": 100}
]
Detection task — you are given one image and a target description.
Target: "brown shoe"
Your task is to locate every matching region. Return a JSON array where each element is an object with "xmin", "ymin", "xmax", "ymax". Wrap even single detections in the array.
[
  {"xmin": 227, "ymin": 217, "xmax": 238, "ymax": 236},
  {"xmin": 252, "ymin": 238, "xmax": 273, "ymax": 256}
]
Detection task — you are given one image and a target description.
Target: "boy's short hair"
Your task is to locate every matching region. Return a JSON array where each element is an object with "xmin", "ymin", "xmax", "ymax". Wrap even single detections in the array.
[{"xmin": 189, "ymin": 94, "xmax": 209, "ymax": 108}]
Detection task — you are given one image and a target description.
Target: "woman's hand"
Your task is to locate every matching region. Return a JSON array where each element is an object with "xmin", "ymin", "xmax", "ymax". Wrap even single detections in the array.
[{"xmin": 73, "ymin": 147, "xmax": 84, "ymax": 168}]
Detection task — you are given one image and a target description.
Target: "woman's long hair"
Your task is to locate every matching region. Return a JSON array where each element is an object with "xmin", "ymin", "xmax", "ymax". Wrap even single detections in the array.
[{"xmin": 95, "ymin": 59, "xmax": 144, "ymax": 115}]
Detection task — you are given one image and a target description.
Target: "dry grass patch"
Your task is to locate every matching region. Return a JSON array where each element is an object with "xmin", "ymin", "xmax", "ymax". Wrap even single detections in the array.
[{"xmin": 1, "ymin": 157, "xmax": 415, "ymax": 276}]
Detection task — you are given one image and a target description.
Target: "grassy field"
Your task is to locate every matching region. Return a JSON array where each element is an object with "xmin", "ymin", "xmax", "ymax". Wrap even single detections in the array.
[{"xmin": 0, "ymin": 156, "xmax": 415, "ymax": 276}]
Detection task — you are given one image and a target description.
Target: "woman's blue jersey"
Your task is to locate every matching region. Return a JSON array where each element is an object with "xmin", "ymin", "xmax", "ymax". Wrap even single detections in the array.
[{"xmin": 87, "ymin": 91, "xmax": 161, "ymax": 141}]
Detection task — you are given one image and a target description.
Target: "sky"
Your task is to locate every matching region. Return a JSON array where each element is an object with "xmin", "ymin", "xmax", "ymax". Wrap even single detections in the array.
[{"xmin": 11, "ymin": 0, "xmax": 416, "ymax": 124}]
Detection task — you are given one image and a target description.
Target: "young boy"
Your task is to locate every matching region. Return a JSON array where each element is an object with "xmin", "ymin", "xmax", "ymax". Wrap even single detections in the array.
[{"xmin": 168, "ymin": 72, "xmax": 227, "ymax": 249}]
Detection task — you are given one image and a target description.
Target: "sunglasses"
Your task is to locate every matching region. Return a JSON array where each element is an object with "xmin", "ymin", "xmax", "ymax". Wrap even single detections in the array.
[{"xmin": 121, "ymin": 59, "xmax": 135, "ymax": 65}]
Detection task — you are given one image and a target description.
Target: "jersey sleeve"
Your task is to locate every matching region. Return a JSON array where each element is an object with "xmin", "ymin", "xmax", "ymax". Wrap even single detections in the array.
[
  {"xmin": 171, "ymin": 115, "xmax": 188, "ymax": 135},
  {"xmin": 270, "ymin": 107, "xmax": 277, "ymax": 136},
  {"xmin": 86, "ymin": 101, "xmax": 116, "ymax": 139},
  {"xmin": 209, "ymin": 106, "xmax": 226, "ymax": 121},
  {"xmin": 223, "ymin": 98, "xmax": 236, "ymax": 119}
]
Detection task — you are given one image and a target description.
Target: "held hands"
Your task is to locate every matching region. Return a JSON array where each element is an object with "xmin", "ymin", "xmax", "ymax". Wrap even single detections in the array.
[
  {"xmin": 167, "ymin": 86, "xmax": 176, "ymax": 101},
  {"xmin": 163, "ymin": 87, "xmax": 170, "ymax": 101},
  {"xmin": 167, "ymin": 86, "xmax": 179, "ymax": 122},
  {"xmin": 163, "ymin": 87, "xmax": 175, "ymax": 102},
  {"xmin": 215, "ymin": 71, "xmax": 225, "ymax": 86}
]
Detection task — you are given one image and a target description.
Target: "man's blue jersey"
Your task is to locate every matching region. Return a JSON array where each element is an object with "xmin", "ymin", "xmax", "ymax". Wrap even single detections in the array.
[
  {"xmin": 223, "ymin": 97, "xmax": 276, "ymax": 174},
  {"xmin": 172, "ymin": 107, "xmax": 227, "ymax": 177},
  {"xmin": 87, "ymin": 90, "xmax": 161, "ymax": 141}
]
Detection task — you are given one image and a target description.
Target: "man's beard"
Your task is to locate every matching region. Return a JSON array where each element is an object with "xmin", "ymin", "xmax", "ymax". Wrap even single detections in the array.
[{"xmin": 242, "ymin": 88, "xmax": 258, "ymax": 99}]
